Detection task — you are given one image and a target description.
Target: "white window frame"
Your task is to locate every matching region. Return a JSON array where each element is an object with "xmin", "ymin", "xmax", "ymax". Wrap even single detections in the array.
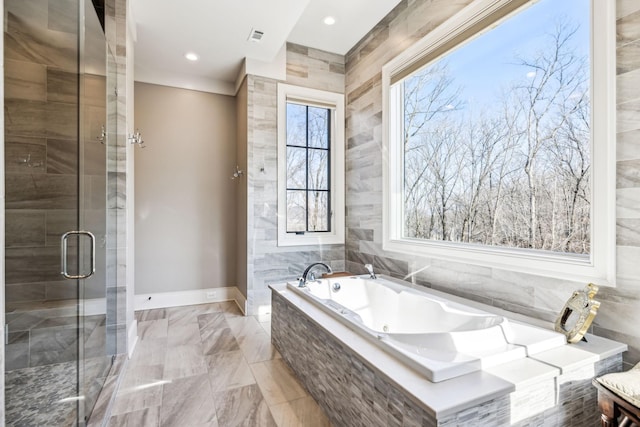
[
  {"xmin": 382, "ymin": 0, "xmax": 617, "ymax": 285},
  {"xmin": 277, "ymin": 83, "xmax": 345, "ymax": 247}
]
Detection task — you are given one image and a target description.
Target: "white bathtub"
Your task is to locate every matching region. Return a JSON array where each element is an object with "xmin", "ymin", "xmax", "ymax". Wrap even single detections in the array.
[{"xmin": 287, "ymin": 276, "xmax": 567, "ymax": 382}]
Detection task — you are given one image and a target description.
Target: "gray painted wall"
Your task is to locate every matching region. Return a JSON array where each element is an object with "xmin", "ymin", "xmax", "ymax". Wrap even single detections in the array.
[
  {"xmin": 134, "ymin": 82, "xmax": 237, "ymax": 294},
  {"xmin": 236, "ymin": 79, "xmax": 248, "ymax": 299}
]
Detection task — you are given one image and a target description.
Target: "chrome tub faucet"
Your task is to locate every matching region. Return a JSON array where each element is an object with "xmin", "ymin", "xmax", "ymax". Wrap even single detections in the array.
[
  {"xmin": 298, "ymin": 262, "xmax": 332, "ymax": 287},
  {"xmin": 364, "ymin": 263, "xmax": 377, "ymax": 279}
]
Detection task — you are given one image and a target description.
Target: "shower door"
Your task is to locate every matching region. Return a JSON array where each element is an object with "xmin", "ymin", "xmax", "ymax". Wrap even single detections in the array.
[
  {"xmin": 4, "ymin": 0, "xmax": 114, "ymax": 424},
  {"xmin": 77, "ymin": 0, "xmax": 114, "ymax": 421}
]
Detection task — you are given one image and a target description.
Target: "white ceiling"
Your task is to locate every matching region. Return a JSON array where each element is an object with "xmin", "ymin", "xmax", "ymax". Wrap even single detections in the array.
[{"xmin": 131, "ymin": 0, "xmax": 401, "ymax": 95}]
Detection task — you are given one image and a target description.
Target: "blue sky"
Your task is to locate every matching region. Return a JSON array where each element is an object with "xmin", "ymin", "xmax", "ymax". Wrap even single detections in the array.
[{"xmin": 437, "ymin": 0, "xmax": 590, "ymax": 108}]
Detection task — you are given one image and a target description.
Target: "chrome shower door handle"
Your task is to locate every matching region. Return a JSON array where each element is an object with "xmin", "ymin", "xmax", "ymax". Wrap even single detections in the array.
[{"xmin": 60, "ymin": 231, "xmax": 96, "ymax": 279}]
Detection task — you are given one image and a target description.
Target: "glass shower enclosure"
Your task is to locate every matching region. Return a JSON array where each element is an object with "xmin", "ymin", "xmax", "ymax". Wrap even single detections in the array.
[{"xmin": 4, "ymin": 0, "xmax": 116, "ymax": 424}]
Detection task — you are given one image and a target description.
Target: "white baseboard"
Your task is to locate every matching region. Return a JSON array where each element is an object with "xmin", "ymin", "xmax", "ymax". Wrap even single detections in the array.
[
  {"xmin": 134, "ymin": 287, "xmax": 243, "ymax": 312},
  {"xmin": 234, "ymin": 288, "xmax": 247, "ymax": 315}
]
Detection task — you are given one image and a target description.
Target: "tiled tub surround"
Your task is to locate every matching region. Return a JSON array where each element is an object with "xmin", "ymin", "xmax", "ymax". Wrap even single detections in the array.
[{"xmin": 271, "ymin": 283, "xmax": 626, "ymax": 426}]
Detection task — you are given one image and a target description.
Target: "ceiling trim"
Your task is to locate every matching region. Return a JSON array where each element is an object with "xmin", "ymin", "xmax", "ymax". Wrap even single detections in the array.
[{"xmin": 134, "ymin": 70, "xmax": 236, "ymax": 96}]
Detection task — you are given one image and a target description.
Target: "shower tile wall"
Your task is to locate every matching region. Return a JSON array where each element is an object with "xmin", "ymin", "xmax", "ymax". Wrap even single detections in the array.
[
  {"xmin": 104, "ymin": 0, "xmax": 129, "ymax": 355},
  {"xmin": 344, "ymin": 0, "xmax": 640, "ymax": 368},
  {"xmin": 2, "ymin": 0, "xmax": 130, "ymax": 422},
  {"xmin": 4, "ymin": 0, "xmax": 81, "ymax": 370},
  {"xmin": 242, "ymin": 43, "xmax": 346, "ymax": 315}
]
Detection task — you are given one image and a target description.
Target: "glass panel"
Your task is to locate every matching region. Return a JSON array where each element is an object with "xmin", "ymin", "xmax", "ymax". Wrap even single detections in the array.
[
  {"xmin": 80, "ymin": 0, "xmax": 112, "ymax": 421},
  {"xmin": 286, "ymin": 190, "xmax": 307, "ymax": 232},
  {"xmin": 308, "ymin": 191, "xmax": 329, "ymax": 232},
  {"xmin": 308, "ymin": 107, "xmax": 329, "ymax": 148},
  {"xmin": 4, "ymin": 0, "xmax": 82, "ymax": 424},
  {"xmin": 286, "ymin": 147, "xmax": 307, "ymax": 189},
  {"xmin": 286, "ymin": 103, "xmax": 307, "ymax": 147},
  {"xmin": 307, "ymin": 149, "xmax": 329, "ymax": 190},
  {"xmin": 401, "ymin": 0, "xmax": 590, "ymax": 254}
]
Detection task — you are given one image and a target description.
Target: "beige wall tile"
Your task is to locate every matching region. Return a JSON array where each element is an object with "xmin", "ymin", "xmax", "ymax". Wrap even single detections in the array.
[
  {"xmin": 5, "ymin": 59, "xmax": 47, "ymax": 101},
  {"xmin": 47, "ymin": 68, "xmax": 77, "ymax": 104}
]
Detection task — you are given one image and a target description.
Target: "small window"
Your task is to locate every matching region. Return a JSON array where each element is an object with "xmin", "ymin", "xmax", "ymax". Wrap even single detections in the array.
[
  {"xmin": 382, "ymin": 0, "xmax": 616, "ymax": 283},
  {"xmin": 277, "ymin": 84, "xmax": 345, "ymax": 246},
  {"xmin": 285, "ymin": 103, "xmax": 331, "ymax": 233}
]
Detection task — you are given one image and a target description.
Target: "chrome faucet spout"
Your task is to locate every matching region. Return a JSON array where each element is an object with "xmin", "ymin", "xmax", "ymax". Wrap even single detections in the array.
[
  {"xmin": 298, "ymin": 262, "xmax": 332, "ymax": 287},
  {"xmin": 364, "ymin": 263, "xmax": 377, "ymax": 279}
]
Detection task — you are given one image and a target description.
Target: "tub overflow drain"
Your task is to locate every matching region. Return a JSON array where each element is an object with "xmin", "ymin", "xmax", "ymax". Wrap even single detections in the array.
[{"xmin": 383, "ymin": 325, "xmax": 389, "ymax": 332}]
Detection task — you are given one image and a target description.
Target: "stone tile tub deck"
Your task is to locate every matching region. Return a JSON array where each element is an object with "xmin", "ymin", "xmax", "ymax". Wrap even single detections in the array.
[{"xmin": 270, "ymin": 277, "xmax": 627, "ymax": 426}]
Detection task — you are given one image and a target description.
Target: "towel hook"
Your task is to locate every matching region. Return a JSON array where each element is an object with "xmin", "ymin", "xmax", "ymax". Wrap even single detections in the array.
[
  {"xmin": 128, "ymin": 130, "xmax": 146, "ymax": 148},
  {"xmin": 231, "ymin": 165, "xmax": 244, "ymax": 180}
]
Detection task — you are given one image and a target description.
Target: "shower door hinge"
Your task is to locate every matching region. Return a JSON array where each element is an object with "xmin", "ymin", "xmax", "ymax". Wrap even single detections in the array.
[{"xmin": 114, "ymin": 88, "xmax": 119, "ymax": 96}]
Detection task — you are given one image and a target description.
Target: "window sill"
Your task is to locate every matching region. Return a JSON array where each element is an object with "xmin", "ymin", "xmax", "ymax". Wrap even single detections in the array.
[
  {"xmin": 383, "ymin": 237, "xmax": 615, "ymax": 287},
  {"xmin": 277, "ymin": 233, "xmax": 345, "ymax": 247}
]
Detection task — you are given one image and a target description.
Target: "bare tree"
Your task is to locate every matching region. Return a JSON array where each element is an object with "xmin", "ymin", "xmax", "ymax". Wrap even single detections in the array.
[
  {"xmin": 507, "ymin": 21, "xmax": 589, "ymax": 251},
  {"xmin": 401, "ymin": 19, "xmax": 590, "ymax": 254}
]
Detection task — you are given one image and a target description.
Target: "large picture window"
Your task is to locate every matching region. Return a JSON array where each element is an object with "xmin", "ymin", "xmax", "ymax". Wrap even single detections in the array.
[
  {"xmin": 277, "ymin": 84, "xmax": 345, "ymax": 246},
  {"xmin": 382, "ymin": 0, "xmax": 616, "ymax": 283}
]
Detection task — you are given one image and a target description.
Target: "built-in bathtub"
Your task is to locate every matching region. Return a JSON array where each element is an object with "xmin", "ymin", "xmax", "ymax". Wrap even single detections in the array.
[
  {"xmin": 287, "ymin": 276, "xmax": 566, "ymax": 382},
  {"xmin": 270, "ymin": 275, "xmax": 627, "ymax": 426}
]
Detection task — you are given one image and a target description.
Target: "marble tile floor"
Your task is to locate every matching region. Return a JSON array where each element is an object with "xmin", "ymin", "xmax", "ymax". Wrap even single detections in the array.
[{"xmin": 107, "ymin": 301, "xmax": 332, "ymax": 427}]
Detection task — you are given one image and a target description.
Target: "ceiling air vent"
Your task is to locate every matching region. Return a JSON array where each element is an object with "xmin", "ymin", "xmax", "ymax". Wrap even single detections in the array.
[{"xmin": 248, "ymin": 28, "xmax": 264, "ymax": 42}]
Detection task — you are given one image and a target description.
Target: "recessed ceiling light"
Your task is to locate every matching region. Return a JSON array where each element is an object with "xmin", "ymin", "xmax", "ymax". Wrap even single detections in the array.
[
  {"xmin": 185, "ymin": 52, "xmax": 199, "ymax": 61},
  {"xmin": 323, "ymin": 16, "xmax": 336, "ymax": 26}
]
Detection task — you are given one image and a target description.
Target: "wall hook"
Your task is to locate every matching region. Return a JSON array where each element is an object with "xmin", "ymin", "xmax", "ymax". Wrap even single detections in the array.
[
  {"xmin": 231, "ymin": 165, "xmax": 244, "ymax": 180},
  {"xmin": 128, "ymin": 130, "xmax": 146, "ymax": 148},
  {"xmin": 17, "ymin": 153, "xmax": 43, "ymax": 168},
  {"xmin": 97, "ymin": 124, "xmax": 106, "ymax": 144}
]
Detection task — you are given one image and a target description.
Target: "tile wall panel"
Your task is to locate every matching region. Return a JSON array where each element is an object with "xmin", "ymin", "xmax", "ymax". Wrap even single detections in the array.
[
  {"xmin": 4, "ymin": 136, "xmax": 47, "ymax": 175},
  {"xmin": 104, "ymin": 0, "xmax": 130, "ymax": 355},
  {"xmin": 4, "ymin": 0, "xmax": 80, "ymax": 349},
  {"xmin": 46, "ymin": 68, "xmax": 77, "ymax": 104},
  {"xmin": 4, "ymin": 59, "xmax": 47, "ymax": 101},
  {"xmin": 5, "ymin": 211, "xmax": 46, "ymax": 247},
  {"xmin": 242, "ymin": 44, "xmax": 347, "ymax": 315},
  {"xmin": 344, "ymin": 0, "xmax": 640, "ymax": 367}
]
